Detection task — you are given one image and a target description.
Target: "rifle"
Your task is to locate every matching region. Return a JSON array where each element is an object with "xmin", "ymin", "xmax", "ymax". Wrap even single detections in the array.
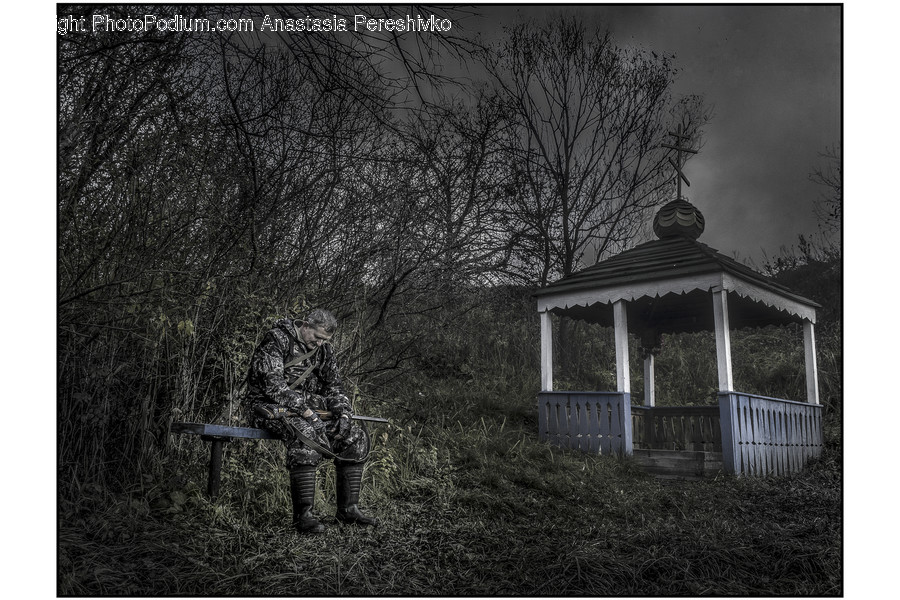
[
  {"xmin": 252, "ymin": 404, "xmax": 386, "ymax": 463},
  {"xmin": 253, "ymin": 404, "xmax": 389, "ymax": 424}
]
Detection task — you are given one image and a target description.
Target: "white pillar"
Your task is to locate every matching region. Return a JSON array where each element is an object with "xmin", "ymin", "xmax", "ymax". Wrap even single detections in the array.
[
  {"xmin": 613, "ymin": 300, "xmax": 630, "ymax": 393},
  {"xmin": 643, "ymin": 353, "xmax": 656, "ymax": 406},
  {"xmin": 712, "ymin": 288, "xmax": 734, "ymax": 392},
  {"xmin": 803, "ymin": 320, "xmax": 820, "ymax": 404},
  {"xmin": 540, "ymin": 310, "xmax": 553, "ymax": 391}
]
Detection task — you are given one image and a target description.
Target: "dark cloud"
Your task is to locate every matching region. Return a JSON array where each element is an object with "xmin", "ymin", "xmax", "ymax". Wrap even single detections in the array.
[
  {"xmin": 469, "ymin": 4, "xmax": 841, "ymax": 265},
  {"xmin": 649, "ymin": 5, "xmax": 841, "ymax": 264}
]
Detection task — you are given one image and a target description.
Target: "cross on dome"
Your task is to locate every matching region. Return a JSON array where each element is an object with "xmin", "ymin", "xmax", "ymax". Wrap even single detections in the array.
[
  {"xmin": 661, "ymin": 124, "xmax": 698, "ymax": 201},
  {"xmin": 654, "ymin": 125, "xmax": 704, "ymax": 240}
]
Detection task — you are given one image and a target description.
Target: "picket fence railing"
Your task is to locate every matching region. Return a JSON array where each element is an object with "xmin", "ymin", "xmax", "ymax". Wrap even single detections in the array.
[
  {"xmin": 718, "ymin": 391, "xmax": 824, "ymax": 477},
  {"xmin": 537, "ymin": 392, "xmax": 632, "ymax": 456},
  {"xmin": 631, "ymin": 405, "xmax": 722, "ymax": 452},
  {"xmin": 537, "ymin": 390, "xmax": 824, "ymax": 478}
]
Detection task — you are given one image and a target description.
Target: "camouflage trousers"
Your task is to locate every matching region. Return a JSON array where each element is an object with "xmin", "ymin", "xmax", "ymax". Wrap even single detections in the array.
[{"xmin": 251, "ymin": 410, "xmax": 370, "ymax": 469}]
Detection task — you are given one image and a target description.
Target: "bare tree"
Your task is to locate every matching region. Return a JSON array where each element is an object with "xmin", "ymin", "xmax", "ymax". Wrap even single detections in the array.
[
  {"xmin": 809, "ymin": 145, "xmax": 841, "ymax": 239},
  {"xmin": 400, "ymin": 92, "xmax": 515, "ymax": 284},
  {"xmin": 485, "ymin": 16, "xmax": 709, "ymax": 285}
]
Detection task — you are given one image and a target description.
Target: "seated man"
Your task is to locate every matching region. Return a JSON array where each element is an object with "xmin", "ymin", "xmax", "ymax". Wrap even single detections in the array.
[{"xmin": 244, "ymin": 308, "xmax": 377, "ymax": 533}]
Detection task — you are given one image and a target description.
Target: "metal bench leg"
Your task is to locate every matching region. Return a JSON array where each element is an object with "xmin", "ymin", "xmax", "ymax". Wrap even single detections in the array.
[
  {"xmin": 209, "ymin": 439, "xmax": 224, "ymax": 498},
  {"xmin": 201, "ymin": 436, "xmax": 226, "ymax": 498}
]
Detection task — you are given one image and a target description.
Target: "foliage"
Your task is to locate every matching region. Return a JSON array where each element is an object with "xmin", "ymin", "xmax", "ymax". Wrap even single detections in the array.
[
  {"xmin": 56, "ymin": 7, "xmax": 714, "ymax": 485},
  {"xmin": 56, "ymin": 4, "xmax": 495, "ymax": 487},
  {"xmin": 59, "ymin": 279, "xmax": 842, "ymax": 595},
  {"xmin": 59, "ymin": 367, "xmax": 841, "ymax": 596}
]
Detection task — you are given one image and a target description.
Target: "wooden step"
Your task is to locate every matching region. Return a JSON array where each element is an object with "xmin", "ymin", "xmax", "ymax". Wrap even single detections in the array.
[{"xmin": 631, "ymin": 449, "xmax": 724, "ymax": 480}]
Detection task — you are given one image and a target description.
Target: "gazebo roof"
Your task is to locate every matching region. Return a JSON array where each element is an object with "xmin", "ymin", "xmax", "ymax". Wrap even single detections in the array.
[{"xmin": 534, "ymin": 235, "xmax": 820, "ymax": 334}]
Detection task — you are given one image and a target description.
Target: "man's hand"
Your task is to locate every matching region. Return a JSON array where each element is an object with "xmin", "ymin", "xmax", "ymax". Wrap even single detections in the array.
[
  {"xmin": 303, "ymin": 410, "xmax": 331, "ymax": 449},
  {"xmin": 334, "ymin": 414, "xmax": 352, "ymax": 441},
  {"xmin": 305, "ymin": 410, "xmax": 326, "ymax": 432}
]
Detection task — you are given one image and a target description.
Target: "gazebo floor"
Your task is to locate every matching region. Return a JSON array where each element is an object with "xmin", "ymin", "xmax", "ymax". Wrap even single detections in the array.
[{"xmin": 631, "ymin": 449, "xmax": 724, "ymax": 480}]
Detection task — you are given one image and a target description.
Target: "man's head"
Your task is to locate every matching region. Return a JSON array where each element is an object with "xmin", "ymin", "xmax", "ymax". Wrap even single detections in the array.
[{"xmin": 295, "ymin": 308, "xmax": 338, "ymax": 348}]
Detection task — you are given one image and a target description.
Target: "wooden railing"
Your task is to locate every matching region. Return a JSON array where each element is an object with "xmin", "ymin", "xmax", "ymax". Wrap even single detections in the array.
[
  {"xmin": 537, "ymin": 391, "xmax": 824, "ymax": 478},
  {"xmin": 632, "ymin": 405, "xmax": 722, "ymax": 452},
  {"xmin": 537, "ymin": 392, "xmax": 632, "ymax": 456},
  {"xmin": 719, "ymin": 392, "xmax": 824, "ymax": 477}
]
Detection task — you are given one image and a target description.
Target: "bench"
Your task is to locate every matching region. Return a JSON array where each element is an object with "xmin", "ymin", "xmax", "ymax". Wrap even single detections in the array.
[{"xmin": 171, "ymin": 421, "xmax": 278, "ymax": 498}]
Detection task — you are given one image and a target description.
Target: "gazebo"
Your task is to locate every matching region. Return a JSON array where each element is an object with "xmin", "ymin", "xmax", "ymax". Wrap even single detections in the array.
[{"xmin": 533, "ymin": 144, "xmax": 824, "ymax": 478}]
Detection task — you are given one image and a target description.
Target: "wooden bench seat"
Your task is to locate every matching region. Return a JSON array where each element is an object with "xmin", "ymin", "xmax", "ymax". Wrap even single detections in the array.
[{"xmin": 171, "ymin": 421, "xmax": 278, "ymax": 497}]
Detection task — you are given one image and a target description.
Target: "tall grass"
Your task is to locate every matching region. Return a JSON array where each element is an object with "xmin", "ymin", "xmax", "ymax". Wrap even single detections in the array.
[
  {"xmin": 59, "ymin": 370, "xmax": 841, "ymax": 596},
  {"xmin": 59, "ymin": 274, "xmax": 842, "ymax": 596},
  {"xmin": 60, "ymin": 353, "xmax": 841, "ymax": 596}
]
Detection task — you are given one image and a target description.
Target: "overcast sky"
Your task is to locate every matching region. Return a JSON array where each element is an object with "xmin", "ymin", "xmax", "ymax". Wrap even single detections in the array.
[
  {"xmin": 464, "ymin": 4, "xmax": 841, "ymax": 267},
  {"xmin": 44, "ymin": 3, "xmax": 840, "ymax": 269}
]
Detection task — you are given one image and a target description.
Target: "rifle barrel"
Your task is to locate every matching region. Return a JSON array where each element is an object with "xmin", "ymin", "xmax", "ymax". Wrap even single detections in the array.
[
  {"xmin": 352, "ymin": 415, "xmax": 390, "ymax": 424},
  {"xmin": 314, "ymin": 409, "xmax": 388, "ymax": 424}
]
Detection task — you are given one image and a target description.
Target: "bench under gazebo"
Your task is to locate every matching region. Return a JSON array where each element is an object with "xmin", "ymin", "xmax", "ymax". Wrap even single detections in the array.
[{"xmin": 533, "ymin": 151, "xmax": 824, "ymax": 478}]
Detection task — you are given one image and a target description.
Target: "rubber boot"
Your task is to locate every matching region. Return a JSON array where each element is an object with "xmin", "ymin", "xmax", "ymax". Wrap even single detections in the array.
[
  {"xmin": 335, "ymin": 462, "xmax": 378, "ymax": 526},
  {"xmin": 289, "ymin": 466, "xmax": 325, "ymax": 534}
]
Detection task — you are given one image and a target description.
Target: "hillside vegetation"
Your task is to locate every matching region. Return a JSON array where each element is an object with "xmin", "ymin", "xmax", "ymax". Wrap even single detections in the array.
[{"xmin": 58, "ymin": 258, "xmax": 842, "ymax": 597}]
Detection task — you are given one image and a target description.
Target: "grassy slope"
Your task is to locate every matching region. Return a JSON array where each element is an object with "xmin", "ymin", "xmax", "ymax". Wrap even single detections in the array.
[{"xmin": 59, "ymin": 380, "xmax": 842, "ymax": 597}]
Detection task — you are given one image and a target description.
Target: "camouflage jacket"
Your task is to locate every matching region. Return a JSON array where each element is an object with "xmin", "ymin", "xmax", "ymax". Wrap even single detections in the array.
[{"xmin": 244, "ymin": 317, "xmax": 353, "ymax": 417}]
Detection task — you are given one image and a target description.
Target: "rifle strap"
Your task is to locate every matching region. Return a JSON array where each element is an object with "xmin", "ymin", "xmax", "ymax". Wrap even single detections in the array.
[
  {"xmin": 283, "ymin": 420, "xmax": 369, "ymax": 464},
  {"xmin": 284, "ymin": 343, "xmax": 319, "ymax": 391},
  {"xmin": 288, "ymin": 361, "xmax": 317, "ymax": 390},
  {"xmin": 284, "ymin": 345, "xmax": 318, "ymax": 369}
]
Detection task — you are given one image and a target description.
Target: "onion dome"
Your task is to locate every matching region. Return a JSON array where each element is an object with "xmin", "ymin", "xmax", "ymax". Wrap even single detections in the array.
[{"xmin": 653, "ymin": 198, "xmax": 705, "ymax": 240}]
